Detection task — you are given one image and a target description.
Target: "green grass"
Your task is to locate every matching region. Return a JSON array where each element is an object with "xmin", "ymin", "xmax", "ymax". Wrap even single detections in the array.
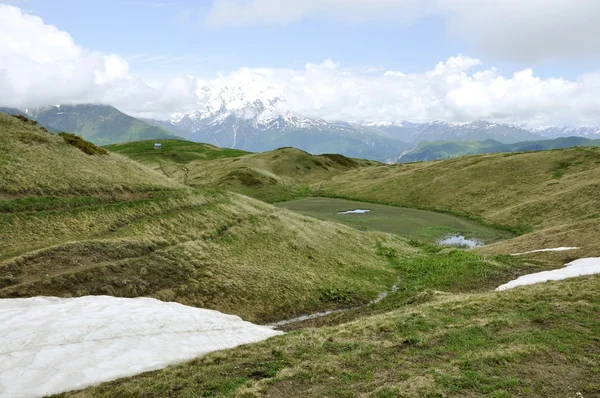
[
  {"xmin": 3, "ymin": 117, "xmax": 598, "ymax": 397},
  {"xmin": 59, "ymin": 132, "xmax": 108, "ymax": 155},
  {"xmin": 105, "ymin": 139, "xmax": 249, "ymax": 163},
  {"xmin": 322, "ymin": 148, "xmax": 600, "ymax": 234},
  {"xmin": 0, "ymin": 188, "xmax": 427, "ymax": 323},
  {"xmin": 59, "ymin": 275, "xmax": 600, "ymax": 398},
  {"xmin": 0, "ymin": 113, "xmax": 182, "ymax": 195},
  {"xmin": 277, "ymin": 197, "xmax": 512, "ymax": 243},
  {"xmin": 108, "ymin": 142, "xmax": 377, "ymax": 202}
]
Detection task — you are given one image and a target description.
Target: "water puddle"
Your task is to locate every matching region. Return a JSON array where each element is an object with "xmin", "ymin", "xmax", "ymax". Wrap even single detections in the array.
[
  {"xmin": 439, "ymin": 235, "xmax": 482, "ymax": 248},
  {"xmin": 337, "ymin": 209, "xmax": 371, "ymax": 214}
]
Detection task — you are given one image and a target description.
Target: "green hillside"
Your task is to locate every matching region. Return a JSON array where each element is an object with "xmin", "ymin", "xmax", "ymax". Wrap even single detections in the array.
[
  {"xmin": 0, "ymin": 113, "xmax": 427, "ymax": 323},
  {"xmin": 3, "ymin": 118, "xmax": 598, "ymax": 397},
  {"xmin": 399, "ymin": 136, "xmax": 600, "ymax": 163},
  {"xmin": 0, "ymin": 113, "xmax": 181, "ymax": 195},
  {"xmin": 322, "ymin": 147, "xmax": 600, "ymax": 258},
  {"xmin": 26, "ymin": 104, "xmax": 177, "ymax": 145},
  {"xmin": 107, "ymin": 141, "xmax": 378, "ymax": 202}
]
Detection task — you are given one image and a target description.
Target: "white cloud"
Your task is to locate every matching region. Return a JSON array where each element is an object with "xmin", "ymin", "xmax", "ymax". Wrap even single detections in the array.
[
  {"xmin": 206, "ymin": 0, "xmax": 600, "ymax": 62},
  {"xmin": 1, "ymin": 5, "xmax": 600, "ymax": 126},
  {"xmin": 189, "ymin": 56, "xmax": 600, "ymax": 127},
  {"xmin": 0, "ymin": 4, "xmax": 199, "ymax": 118}
]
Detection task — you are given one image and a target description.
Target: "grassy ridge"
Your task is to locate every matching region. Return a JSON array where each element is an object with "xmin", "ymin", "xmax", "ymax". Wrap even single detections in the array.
[
  {"xmin": 107, "ymin": 142, "xmax": 377, "ymax": 202},
  {"xmin": 1, "ymin": 114, "xmax": 424, "ymax": 322},
  {"xmin": 0, "ymin": 113, "xmax": 181, "ymax": 195},
  {"xmin": 60, "ymin": 275, "xmax": 600, "ymax": 397},
  {"xmin": 104, "ymin": 139, "xmax": 249, "ymax": 163}
]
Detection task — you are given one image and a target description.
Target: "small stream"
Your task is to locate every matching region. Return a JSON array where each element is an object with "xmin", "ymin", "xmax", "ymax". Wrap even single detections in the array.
[{"xmin": 267, "ymin": 281, "xmax": 399, "ymax": 328}]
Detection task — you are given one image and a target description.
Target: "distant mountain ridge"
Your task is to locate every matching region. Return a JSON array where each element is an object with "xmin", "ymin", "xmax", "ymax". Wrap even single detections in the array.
[
  {"xmin": 397, "ymin": 136, "xmax": 600, "ymax": 163},
  {"xmin": 22, "ymin": 104, "xmax": 177, "ymax": 145},
  {"xmin": 359, "ymin": 120, "xmax": 541, "ymax": 144}
]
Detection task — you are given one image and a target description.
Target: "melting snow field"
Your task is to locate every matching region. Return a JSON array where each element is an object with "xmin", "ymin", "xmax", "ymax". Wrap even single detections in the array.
[
  {"xmin": 0, "ymin": 296, "xmax": 283, "ymax": 398},
  {"xmin": 439, "ymin": 235, "xmax": 482, "ymax": 248},
  {"xmin": 510, "ymin": 247, "xmax": 579, "ymax": 256},
  {"xmin": 337, "ymin": 209, "xmax": 371, "ymax": 214},
  {"xmin": 496, "ymin": 257, "xmax": 600, "ymax": 291}
]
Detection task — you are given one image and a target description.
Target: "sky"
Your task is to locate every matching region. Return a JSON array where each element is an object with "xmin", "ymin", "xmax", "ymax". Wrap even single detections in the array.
[{"xmin": 1, "ymin": 0, "xmax": 600, "ymax": 126}]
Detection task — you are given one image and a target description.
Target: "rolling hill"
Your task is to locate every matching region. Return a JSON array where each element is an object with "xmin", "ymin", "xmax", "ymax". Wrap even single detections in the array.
[
  {"xmin": 23, "ymin": 104, "xmax": 177, "ymax": 145},
  {"xmin": 106, "ymin": 140, "xmax": 378, "ymax": 202},
  {"xmin": 0, "ymin": 112, "xmax": 426, "ymax": 323}
]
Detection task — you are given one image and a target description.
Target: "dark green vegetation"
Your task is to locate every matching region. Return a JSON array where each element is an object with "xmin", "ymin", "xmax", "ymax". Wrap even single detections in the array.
[
  {"xmin": 398, "ymin": 137, "xmax": 600, "ymax": 163},
  {"xmin": 2, "ymin": 116, "xmax": 598, "ymax": 397},
  {"xmin": 277, "ymin": 197, "xmax": 511, "ymax": 243},
  {"xmin": 59, "ymin": 132, "xmax": 108, "ymax": 155},
  {"xmin": 23, "ymin": 104, "xmax": 177, "ymax": 145}
]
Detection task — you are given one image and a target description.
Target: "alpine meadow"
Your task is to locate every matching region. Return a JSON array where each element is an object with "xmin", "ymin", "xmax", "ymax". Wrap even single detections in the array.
[{"xmin": 1, "ymin": 1, "xmax": 599, "ymax": 397}]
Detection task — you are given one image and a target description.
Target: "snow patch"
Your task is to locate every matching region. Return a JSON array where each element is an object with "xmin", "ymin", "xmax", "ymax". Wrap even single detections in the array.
[
  {"xmin": 337, "ymin": 209, "xmax": 371, "ymax": 214},
  {"xmin": 496, "ymin": 257, "xmax": 600, "ymax": 291},
  {"xmin": 0, "ymin": 296, "xmax": 282, "ymax": 398},
  {"xmin": 510, "ymin": 247, "xmax": 579, "ymax": 256}
]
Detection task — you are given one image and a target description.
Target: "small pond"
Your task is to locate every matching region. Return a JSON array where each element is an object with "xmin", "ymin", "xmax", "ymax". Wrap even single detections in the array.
[{"xmin": 438, "ymin": 235, "xmax": 482, "ymax": 248}]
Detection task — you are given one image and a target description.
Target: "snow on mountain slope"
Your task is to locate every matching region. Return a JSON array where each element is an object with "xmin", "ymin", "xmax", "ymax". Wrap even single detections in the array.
[{"xmin": 0, "ymin": 296, "xmax": 282, "ymax": 397}]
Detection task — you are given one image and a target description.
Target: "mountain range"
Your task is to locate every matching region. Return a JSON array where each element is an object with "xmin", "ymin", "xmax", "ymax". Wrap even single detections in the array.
[
  {"xmin": 2, "ymin": 96, "xmax": 600, "ymax": 162},
  {"xmin": 397, "ymin": 136, "xmax": 600, "ymax": 163}
]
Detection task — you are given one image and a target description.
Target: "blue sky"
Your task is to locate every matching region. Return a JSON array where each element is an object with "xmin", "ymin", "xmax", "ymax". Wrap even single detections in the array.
[{"xmin": 9, "ymin": 0, "xmax": 597, "ymax": 80}]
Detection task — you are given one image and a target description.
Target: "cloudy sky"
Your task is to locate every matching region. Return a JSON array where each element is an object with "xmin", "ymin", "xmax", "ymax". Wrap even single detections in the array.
[{"xmin": 1, "ymin": 0, "xmax": 599, "ymax": 126}]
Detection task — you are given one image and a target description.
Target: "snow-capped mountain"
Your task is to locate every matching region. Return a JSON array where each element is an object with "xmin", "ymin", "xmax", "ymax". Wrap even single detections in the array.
[
  {"xmin": 531, "ymin": 126, "xmax": 600, "ymax": 139},
  {"xmin": 157, "ymin": 87, "xmax": 412, "ymax": 161},
  {"xmin": 359, "ymin": 120, "xmax": 541, "ymax": 144}
]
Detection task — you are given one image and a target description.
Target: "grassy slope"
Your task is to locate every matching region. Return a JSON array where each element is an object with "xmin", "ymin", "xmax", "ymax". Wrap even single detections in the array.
[
  {"xmin": 108, "ymin": 141, "xmax": 377, "ymax": 202},
  {"xmin": 322, "ymin": 147, "xmax": 600, "ymax": 253},
  {"xmin": 61, "ymin": 274, "xmax": 600, "ymax": 398},
  {"xmin": 0, "ymin": 113, "xmax": 182, "ymax": 195},
  {"xmin": 0, "ymin": 115, "xmax": 424, "ymax": 323}
]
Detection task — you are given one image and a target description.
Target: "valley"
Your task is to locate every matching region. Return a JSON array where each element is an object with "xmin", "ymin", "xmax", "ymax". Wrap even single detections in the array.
[
  {"xmin": 276, "ymin": 197, "xmax": 510, "ymax": 244},
  {"xmin": 1, "ymin": 113, "xmax": 598, "ymax": 397}
]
